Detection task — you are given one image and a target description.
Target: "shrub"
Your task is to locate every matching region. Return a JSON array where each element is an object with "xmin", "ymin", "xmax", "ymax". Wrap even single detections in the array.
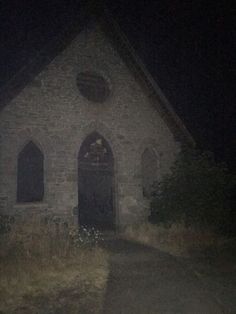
[{"xmin": 149, "ymin": 146, "xmax": 235, "ymax": 233}]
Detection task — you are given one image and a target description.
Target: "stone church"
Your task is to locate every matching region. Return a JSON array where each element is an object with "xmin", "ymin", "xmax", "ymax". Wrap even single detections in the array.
[{"xmin": 0, "ymin": 6, "xmax": 193, "ymax": 229}]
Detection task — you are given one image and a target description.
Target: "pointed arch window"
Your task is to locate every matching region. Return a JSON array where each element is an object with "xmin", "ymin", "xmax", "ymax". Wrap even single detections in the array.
[
  {"xmin": 17, "ymin": 141, "xmax": 44, "ymax": 202},
  {"xmin": 141, "ymin": 148, "xmax": 158, "ymax": 198}
]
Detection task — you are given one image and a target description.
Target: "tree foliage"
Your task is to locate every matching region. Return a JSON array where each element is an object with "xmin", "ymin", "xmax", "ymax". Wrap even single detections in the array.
[{"xmin": 149, "ymin": 147, "xmax": 235, "ymax": 234}]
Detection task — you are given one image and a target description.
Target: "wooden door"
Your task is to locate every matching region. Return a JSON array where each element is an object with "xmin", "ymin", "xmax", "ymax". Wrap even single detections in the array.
[{"xmin": 78, "ymin": 132, "xmax": 114, "ymax": 229}]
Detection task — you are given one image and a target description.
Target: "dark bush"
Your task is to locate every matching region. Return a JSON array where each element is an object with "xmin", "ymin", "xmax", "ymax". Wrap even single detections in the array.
[{"xmin": 149, "ymin": 147, "xmax": 235, "ymax": 234}]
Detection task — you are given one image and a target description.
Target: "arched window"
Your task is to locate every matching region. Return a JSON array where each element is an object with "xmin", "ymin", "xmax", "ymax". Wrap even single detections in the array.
[
  {"xmin": 17, "ymin": 141, "xmax": 44, "ymax": 202},
  {"xmin": 141, "ymin": 148, "xmax": 158, "ymax": 198}
]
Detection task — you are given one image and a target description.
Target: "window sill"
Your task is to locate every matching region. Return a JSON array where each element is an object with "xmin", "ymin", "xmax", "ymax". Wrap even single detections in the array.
[{"xmin": 13, "ymin": 202, "xmax": 48, "ymax": 211}]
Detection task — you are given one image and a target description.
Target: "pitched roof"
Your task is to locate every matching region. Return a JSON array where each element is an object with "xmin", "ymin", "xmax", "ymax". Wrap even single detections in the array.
[{"xmin": 0, "ymin": 2, "xmax": 194, "ymax": 145}]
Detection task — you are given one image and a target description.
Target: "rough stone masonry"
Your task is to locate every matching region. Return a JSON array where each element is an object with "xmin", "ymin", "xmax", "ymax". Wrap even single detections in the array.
[{"xmin": 0, "ymin": 22, "xmax": 181, "ymax": 229}]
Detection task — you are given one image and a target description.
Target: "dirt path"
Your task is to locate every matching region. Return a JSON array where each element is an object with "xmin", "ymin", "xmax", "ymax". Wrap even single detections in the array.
[{"xmin": 101, "ymin": 239, "xmax": 226, "ymax": 314}]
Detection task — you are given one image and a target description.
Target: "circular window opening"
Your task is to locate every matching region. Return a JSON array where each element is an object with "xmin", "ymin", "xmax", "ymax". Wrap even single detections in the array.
[{"xmin": 77, "ymin": 71, "xmax": 110, "ymax": 103}]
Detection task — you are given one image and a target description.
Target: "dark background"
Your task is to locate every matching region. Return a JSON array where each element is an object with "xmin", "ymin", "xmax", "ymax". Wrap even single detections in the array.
[{"xmin": 1, "ymin": 0, "xmax": 235, "ymax": 170}]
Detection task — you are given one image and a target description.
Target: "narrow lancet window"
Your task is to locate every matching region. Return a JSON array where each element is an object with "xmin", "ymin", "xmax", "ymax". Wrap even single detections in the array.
[
  {"xmin": 17, "ymin": 141, "xmax": 44, "ymax": 202},
  {"xmin": 141, "ymin": 148, "xmax": 158, "ymax": 198}
]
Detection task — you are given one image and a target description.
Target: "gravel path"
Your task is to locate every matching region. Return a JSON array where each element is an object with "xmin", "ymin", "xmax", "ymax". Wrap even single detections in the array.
[{"xmin": 101, "ymin": 239, "xmax": 225, "ymax": 314}]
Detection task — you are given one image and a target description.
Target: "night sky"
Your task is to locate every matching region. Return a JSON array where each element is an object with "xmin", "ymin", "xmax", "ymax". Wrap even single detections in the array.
[{"xmin": 1, "ymin": 0, "xmax": 235, "ymax": 170}]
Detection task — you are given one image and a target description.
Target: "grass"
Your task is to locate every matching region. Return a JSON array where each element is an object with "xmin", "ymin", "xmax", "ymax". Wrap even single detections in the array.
[
  {"xmin": 0, "ymin": 215, "xmax": 109, "ymax": 314},
  {"xmin": 122, "ymin": 222, "xmax": 226, "ymax": 257}
]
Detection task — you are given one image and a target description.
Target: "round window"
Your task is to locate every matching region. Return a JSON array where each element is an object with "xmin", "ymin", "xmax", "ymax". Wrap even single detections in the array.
[{"xmin": 77, "ymin": 71, "xmax": 110, "ymax": 103}]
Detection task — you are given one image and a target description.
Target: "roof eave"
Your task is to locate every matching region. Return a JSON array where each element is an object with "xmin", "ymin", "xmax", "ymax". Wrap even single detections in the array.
[{"xmin": 101, "ymin": 7, "xmax": 195, "ymax": 146}]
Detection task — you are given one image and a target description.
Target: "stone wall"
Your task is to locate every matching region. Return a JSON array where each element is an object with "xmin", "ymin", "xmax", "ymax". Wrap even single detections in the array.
[{"xmin": 0, "ymin": 22, "xmax": 180, "ymax": 227}]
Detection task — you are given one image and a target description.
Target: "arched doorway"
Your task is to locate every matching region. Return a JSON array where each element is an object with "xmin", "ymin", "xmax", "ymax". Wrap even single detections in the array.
[{"xmin": 78, "ymin": 132, "xmax": 115, "ymax": 230}]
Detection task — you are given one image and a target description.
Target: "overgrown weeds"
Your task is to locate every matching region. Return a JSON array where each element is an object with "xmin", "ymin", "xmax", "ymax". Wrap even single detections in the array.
[
  {"xmin": 0, "ymin": 215, "xmax": 108, "ymax": 313},
  {"xmin": 123, "ymin": 222, "xmax": 226, "ymax": 257}
]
